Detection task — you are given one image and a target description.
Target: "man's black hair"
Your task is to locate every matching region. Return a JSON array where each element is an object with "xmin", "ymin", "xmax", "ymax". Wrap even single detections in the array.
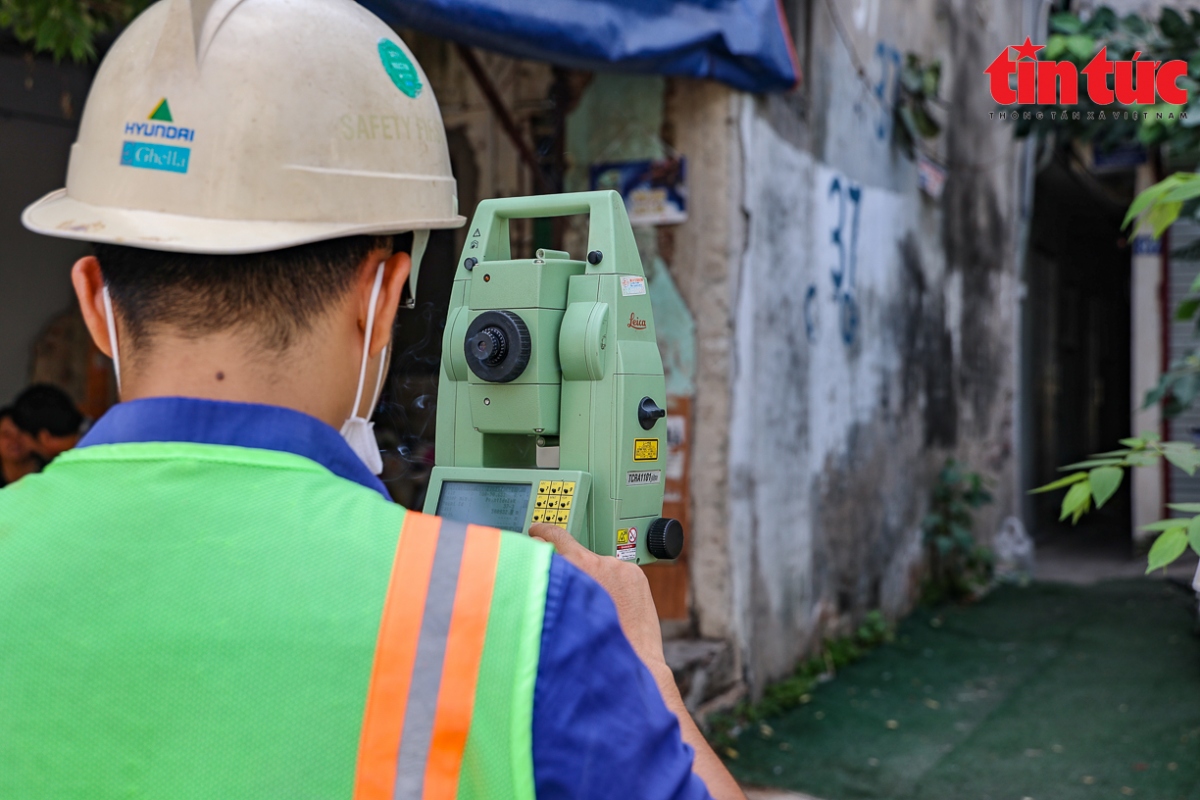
[
  {"xmin": 94, "ymin": 234, "xmax": 396, "ymax": 351},
  {"xmin": 9, "ymin": 384, "xmax": 83, "ymax": 438}
]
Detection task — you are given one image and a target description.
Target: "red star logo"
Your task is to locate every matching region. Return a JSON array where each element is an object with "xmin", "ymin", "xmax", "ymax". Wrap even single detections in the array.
[{"xmin": 1012, "ymin": 37, "xmax": 1044, "ymax": 60}]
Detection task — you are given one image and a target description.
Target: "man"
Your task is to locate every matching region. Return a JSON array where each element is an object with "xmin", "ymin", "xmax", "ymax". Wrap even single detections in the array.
[
  {"xmin": 0, "ymin": 383, "xmax": 84, "ymax": 486},
  {"xmin": 0, "ymin": 0, "xmax": 743, "ymax": 797}
]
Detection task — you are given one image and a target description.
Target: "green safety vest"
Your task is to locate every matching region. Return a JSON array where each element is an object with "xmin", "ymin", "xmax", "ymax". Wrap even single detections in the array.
[{"xmin": 0, "ymin": 441, "xmax": 552, "ymax": 799}]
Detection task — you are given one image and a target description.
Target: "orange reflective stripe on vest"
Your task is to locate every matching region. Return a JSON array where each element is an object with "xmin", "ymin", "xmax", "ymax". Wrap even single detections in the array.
[{"xmin": 354, "ymin": 512, "xmax": 502, "ymax": 800}]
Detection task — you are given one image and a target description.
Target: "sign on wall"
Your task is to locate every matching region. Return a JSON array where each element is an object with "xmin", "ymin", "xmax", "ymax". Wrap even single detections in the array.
[{"xmin": 589, "ymin": 157, "xmax": 687, "ymax": 225}]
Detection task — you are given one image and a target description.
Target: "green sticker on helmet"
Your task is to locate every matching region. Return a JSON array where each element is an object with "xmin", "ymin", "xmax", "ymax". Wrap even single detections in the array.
[{"xmin": 378, "ymin": 40, "xmax": 423, "ymax": 99}]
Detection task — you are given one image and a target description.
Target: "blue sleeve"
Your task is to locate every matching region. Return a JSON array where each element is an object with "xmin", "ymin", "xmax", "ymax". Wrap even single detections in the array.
[{"xmin": 532, "ymin": 554, "xmax": 715, "ymax": 800}]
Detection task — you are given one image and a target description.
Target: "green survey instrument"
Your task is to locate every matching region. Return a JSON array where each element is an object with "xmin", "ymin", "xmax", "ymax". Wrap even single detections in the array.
[{"xmin": 423, "ymin": 190, "xmax": 684, "ymax": 564}]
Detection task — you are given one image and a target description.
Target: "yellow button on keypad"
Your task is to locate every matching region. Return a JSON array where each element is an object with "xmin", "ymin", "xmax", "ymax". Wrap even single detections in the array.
[
  {"xmin": 531, "ymin": 509, "xmax": 546, "ymax": 523},
  {"xmin": 535, "ymin": 496, "xmax": 547, "ymax": 509},
  {"xmin": 555, "ymin": 509, "xmax": 571, "ymax": 525},
  {"xmin": 538, "ymin": 480, "xmax": 552, "ymax": 494},
  {"xmin": 562, "ymin": 481, "xmax": 576, "ymax": 495},
  {"xmin": 560, "ymin": 496, "xmax": 572, "ymax": 510},
  {"xmin": 550, "ymin": 481, "xmax": 564, "ymax": 495},
  {"xmin": 547, "ymin": 496, "xmax": 560, "ymax": 510}
]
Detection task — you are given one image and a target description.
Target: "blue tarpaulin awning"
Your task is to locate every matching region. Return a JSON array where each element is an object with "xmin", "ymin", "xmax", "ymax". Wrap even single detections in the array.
[{"xmin": 360, "ymin": 0, "xmax": 800, "ymax": 94}]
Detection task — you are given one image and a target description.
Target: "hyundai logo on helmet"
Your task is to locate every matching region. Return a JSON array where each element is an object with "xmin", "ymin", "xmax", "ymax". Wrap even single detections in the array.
[{"xmin": 122, "ymin": 98, "xmax": 195, "ymax": 143}]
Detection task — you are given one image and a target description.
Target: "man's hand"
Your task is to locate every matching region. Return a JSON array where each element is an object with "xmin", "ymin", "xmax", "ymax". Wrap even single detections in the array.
[
  {"xmin": 528, "ymin": 523, "xmax": 666, "ymax": 669},
  {"xmin": 528, "ymin": 523, "xmax": 747, "ymax": 800}
]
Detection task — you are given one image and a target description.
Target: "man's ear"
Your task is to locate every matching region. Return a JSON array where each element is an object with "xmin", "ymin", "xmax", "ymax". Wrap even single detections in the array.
[
  {"xmin": 361, "ymin": 249, "xmax": 411, "ymax": 359},
  {"xmin": 72, "ymin": 256, "xmax": 116, "ymax": 359}
]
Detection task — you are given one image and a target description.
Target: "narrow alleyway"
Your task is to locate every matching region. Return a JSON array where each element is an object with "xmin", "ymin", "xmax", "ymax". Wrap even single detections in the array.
[{"xmin": 727, "ymin": 576, "xmax": 1200, "ymax": 800}]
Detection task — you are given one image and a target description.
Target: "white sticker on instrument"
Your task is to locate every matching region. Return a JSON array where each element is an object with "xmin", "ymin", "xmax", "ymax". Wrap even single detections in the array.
[
  {"xmin": 621, "ymin": 276, "xmax": 647, "ymax": 296},
  {"xmin": 626, "ymin": 470, "xmax": 662, "ymax": 486}
]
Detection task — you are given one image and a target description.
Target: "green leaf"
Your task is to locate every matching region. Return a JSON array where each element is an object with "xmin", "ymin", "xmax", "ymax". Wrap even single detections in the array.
[
  {"xmin": 1176, "ymin": 297, "xmax": 1200, "ymax": 321},
  {"xmin": 1072, "ymin": 491, "xmax": 1091, "ymax": 524},
  {"xmin": 1164, "ymin": 448, "xmax": 1200, "ymax": 476},
  {"xmin": 1065, "ymin": 34, "xmax": 1095, "ymax": 61},
  {"xmin": 1124, "ymin": 175, "xmax": 1187, "ymax": 229},
  {"xmin": 1141, "ymin": 519, "xmax": 1187, "ymax": 532},
  {"xmin": 1126, "ymin": 451, "xmax": 1161, "ymax": 467},
  {"xmin": 1029, "ymin": 472, "xmax": 1089, "ymax": 494},
  {"xmin": 1046, "ymin": 35, "xmax": 1075, "ymax": 60},
  {"xmin": 921, "ymin": 63, "xmax": 941, "ymax": 97},
  {"xmin": 1147, "ymin": 527, "xmax": 1188, "ymax": 572},
  {"xmin": 1050, "ymin": 12, "xmax": 1083, "ymax": 34},
  {"xmin": 1160, "ymin": 8, "xmax": 1192, "ymax": 42},
  {"xmin": 1089, "ymin": 449, "xmax": 1133, "ymax": 457},
  {"xmin": 1169, "ymin": 502, "xmax": 1200, "ymax": 513},
  {"xmin": 1150, "ymin": 200, "xmax": 1184, "ymax": 238},
  {"xmin": 1060, "ymin": 481, "xmax": 1091, "ymax": 522},
  {"xmin": 1189, "ymin": 517, "xmax": 1200, "ymax": 555},
  {"xmin": 1089, "ymin": 467, "xmax": 1123, "ymax": 508},
  {"xmin": 1059, "ymin": 458, "xmax": 1127, "ymax": 470},
  {"xmin": 1161, "ymin": 177, "xmax": 1200, "ymax": 203},
  {"xmin": 1119, "ymin": 438, "xmax": 1146, "ymax": 449}
]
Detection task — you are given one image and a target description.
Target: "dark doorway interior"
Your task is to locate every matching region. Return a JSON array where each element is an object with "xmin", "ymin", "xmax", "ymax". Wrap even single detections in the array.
[{"xmin": 1026, "ymin": 158, "xmax": 1133, "ymax": 548}]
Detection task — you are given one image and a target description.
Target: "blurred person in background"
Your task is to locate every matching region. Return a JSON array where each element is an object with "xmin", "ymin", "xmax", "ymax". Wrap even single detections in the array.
[{"xmin": 0, "ymin": 384, "xmax": 84, "ymax": 487}]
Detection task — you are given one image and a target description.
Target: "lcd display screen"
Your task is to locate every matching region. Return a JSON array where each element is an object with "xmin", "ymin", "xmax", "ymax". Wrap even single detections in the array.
[{"xmin": 436, "ymin": 481, "xmax": 532, "ymax": 531}]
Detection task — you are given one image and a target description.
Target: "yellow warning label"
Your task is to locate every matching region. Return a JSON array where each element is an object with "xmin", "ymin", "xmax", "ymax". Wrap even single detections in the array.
[
  {"xmin": 617, "ymin": 528, "xmax": 630, "ymax": 545},
  {"xmin": 633, "ymin": 438, "xmax": 659, "ymax": 462}
]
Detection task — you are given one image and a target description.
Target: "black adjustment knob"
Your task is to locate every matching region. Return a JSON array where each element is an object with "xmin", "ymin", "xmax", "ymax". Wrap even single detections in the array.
[
  {"xmin": 471, "ymin": 327, "xmax": 507, "ymax": 366},
  {"xmin": 638, "ymin": 396, "xmax": 667, "ymax": 430},
  {"xmin": 587, "ymin": 250, "xmax": 603, "ymax": 265},
  {"xmin": 464, "ymin": 257, "xmax": 478, "ymax": 271},
  {"xmin": 647, "ymin": 518, "xmax": 684, "ymax": 560},
  {"xmin": 464, "ymin": 310, "xmax": 531, "ymax": 382}
]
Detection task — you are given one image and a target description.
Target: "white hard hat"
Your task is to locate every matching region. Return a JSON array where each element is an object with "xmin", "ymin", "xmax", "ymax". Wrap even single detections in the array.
[{"xmin": 22, "ymin": 0, "xmax": 463, "ymax": 263}]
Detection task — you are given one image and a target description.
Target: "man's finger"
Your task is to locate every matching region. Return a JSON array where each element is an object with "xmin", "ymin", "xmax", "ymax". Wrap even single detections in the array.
[{"xmin": 528, "ymin": 523, "xmax": 581, "ymax": 554}]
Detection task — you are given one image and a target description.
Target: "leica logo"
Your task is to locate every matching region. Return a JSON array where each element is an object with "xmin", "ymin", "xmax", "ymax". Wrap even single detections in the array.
[
  {"xmin": 985, "ymin": 37, "xmax": 1188, "ymax": 106},
  {"xmin": 627, "ymin": 313, "xmax": 647, "ymax": 331}
]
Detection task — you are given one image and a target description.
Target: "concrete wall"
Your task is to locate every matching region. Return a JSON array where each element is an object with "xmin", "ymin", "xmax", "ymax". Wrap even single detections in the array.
[
  {"xmin": 718, "ymin": 0, "xmax": 1036, "ymax": 691},
  {"xmin": 0, "ymin": 53, "xmax": 91, "ymax": 404}
]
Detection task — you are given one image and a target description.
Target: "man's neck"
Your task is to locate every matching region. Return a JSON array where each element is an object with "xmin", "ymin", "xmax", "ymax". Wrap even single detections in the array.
[{"xmin": 119, "ymin": 329, "xmax": 360, "ymax": 430}]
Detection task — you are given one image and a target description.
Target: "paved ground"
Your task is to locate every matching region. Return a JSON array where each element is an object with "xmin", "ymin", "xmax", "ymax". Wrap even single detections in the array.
[
  {"xmin": 1034, "ymin": 526, "xmax": 1199, "ymax": 586},
  {"xmin": 726, "ymin": 577, "xmax": 1200, "ymax": 800}
]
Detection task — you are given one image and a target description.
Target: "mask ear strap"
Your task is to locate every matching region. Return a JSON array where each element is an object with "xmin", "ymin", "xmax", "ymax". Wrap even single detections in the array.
[
  {"xmin": 404, "ymin": 229, "xmax": 430, "ymax": 309},
  {"xmin": 102, "ymin": 285, "xmax": 122, "ymax": 395},
  {"xmin": 350, "ymin": 264, "xmax": 386, "ymax": 420}
]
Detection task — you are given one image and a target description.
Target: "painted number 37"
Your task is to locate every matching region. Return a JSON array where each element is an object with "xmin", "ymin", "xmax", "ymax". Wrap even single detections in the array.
[{"xmin": 805, "ymin": 176, "xmax": 862, "ymax": 346}]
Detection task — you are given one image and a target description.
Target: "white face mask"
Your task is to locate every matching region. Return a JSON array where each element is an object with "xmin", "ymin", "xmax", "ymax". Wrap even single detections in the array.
[
  {"xmin": 101, "ymin": 265, "xmax": 391, "ymax": 476},
  {"xmin": 339, "ymin": 263, "xmax": 388, "ymax": 475}
]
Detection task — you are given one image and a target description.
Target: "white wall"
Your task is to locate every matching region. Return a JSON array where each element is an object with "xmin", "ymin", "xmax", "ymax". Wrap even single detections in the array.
[{"xmin": 722, "ymin": 0, "xmax": 1034, "ymax": 689}]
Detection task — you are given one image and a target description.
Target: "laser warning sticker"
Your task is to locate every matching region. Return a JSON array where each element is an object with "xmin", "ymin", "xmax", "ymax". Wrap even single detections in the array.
[
  {"xmin": 616, "ymin": 527, "xmax": 638, "ymax": 561},
  {"xmin": 378, "ymin": 39, "xmax": 423, "ymax": 98},
  {"xmin": 633, "ymin": 438, "xmax": 659, "ymax": 462},
  {"xmin": 627, "ymin": 470, "xmax": 662, "ymax": 486}
]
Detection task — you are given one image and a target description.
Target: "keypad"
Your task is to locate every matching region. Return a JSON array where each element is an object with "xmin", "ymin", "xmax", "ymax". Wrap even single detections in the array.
[{"xmin": 530, "ymin": 480, "xmax": 576, "ymax": 525}]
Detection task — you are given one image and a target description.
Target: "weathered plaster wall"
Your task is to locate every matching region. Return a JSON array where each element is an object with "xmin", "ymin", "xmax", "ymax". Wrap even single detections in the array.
[{"xmin": 726, "ymin": 0, "xmax": 1034, "ymax": 691}]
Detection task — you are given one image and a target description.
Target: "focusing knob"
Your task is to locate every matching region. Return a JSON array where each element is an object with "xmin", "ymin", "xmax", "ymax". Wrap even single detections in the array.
[
  {"xmin": 638, "ymin": 396, "xmax": 667, "ymax": 430},
  {"xmin": 471, "ymin": 327, "xmax": 507, "ymax": 366},
  {"xmin": 464, "ymin": 310, "xmax": 531, "ymax": 383},
  {"xmin": 647, "ymin": 517, "xmax": 684, "ymax": 560}
]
